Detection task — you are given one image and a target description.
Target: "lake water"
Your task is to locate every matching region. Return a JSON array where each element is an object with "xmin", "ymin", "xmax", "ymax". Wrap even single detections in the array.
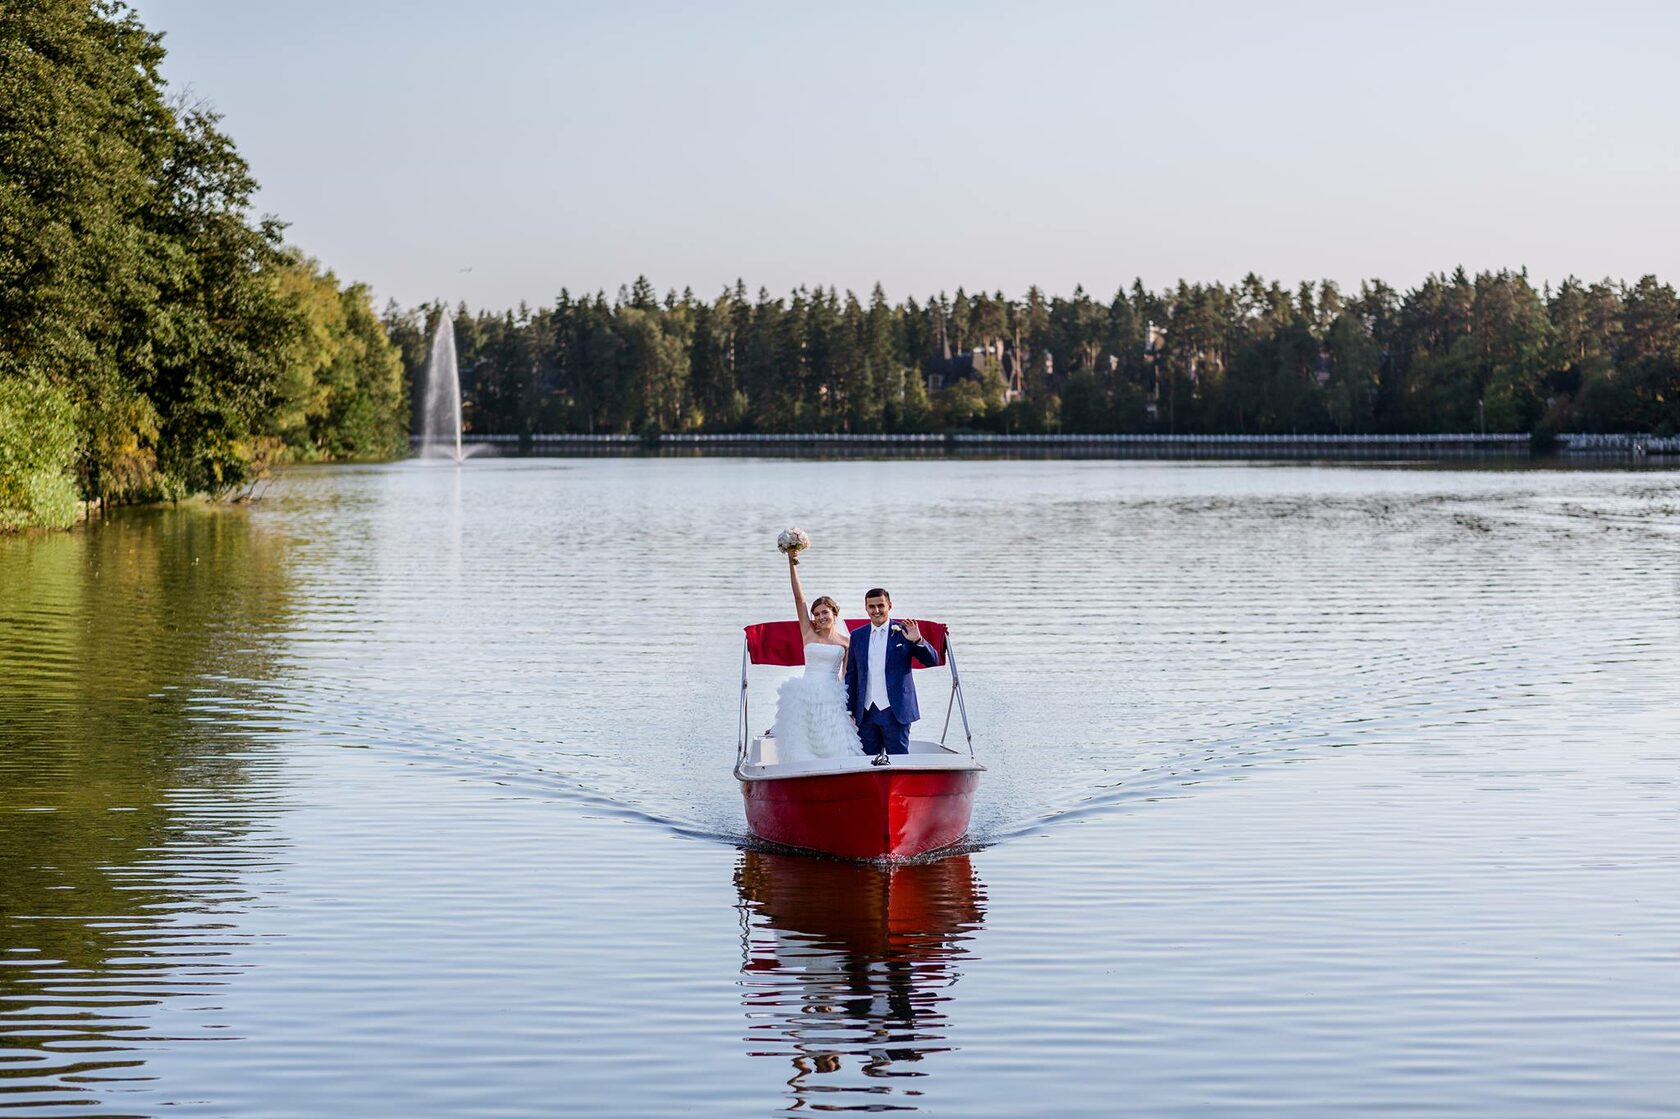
[{"xmin": 2, "ymin": 458, "xmax": 1678, "ymax": 1117}]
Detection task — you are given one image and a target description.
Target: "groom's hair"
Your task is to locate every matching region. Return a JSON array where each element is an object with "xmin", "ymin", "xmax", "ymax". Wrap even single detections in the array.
[{"xmin": 865, "ymin": 587, "xmax": 890, "ymax": 602}]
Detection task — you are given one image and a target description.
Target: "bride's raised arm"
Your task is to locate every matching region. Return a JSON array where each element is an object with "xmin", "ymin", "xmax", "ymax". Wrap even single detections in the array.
[{"xmin": 788, "ymin": 551, "xmax": 812, "ymax": 636}]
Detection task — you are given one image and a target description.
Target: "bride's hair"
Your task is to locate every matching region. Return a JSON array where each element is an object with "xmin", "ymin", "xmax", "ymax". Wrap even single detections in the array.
[{"xmin": 810, "ymin": 595, "xmax": 839, "ymax": 619}]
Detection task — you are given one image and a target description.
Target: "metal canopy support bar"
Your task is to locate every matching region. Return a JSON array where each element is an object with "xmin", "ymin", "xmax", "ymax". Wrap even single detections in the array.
[
  {"xmin": 737, "ymin": 637, "xmax": 750, "ymax": 768},
  {"xmin": 943, "ymin": 636, "xmax": 974, "ymax": 757}
]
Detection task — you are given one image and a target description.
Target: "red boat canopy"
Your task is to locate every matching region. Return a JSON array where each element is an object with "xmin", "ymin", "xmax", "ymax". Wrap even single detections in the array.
[{"xmin": 743, "ymin": 618, "xmax": 949, "ymax": 668}]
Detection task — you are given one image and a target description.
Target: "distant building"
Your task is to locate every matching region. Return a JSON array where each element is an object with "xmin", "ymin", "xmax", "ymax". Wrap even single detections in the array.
[
  {"xmin": 925, "ymin": 347, "xmax": 988, "ymax": 393},
  {"xmin": 1143, "ymin": 321, "xmax": 1165, "ymax": 419},
  {"xmin": 926, "ymin": 338, "xmax": 1026, "ymax": 404},
  {"xmin": 1144, "ymin": 321, "xmax": 1167, "ymax": 356}
]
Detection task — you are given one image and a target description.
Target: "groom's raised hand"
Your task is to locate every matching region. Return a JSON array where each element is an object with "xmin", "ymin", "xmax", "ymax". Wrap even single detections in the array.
[{"xmin": 900, "ymin": 618, "xmax": 922, "ymax": 644}]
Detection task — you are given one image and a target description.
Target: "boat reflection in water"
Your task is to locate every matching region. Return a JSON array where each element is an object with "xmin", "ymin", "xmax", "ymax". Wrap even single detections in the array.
[{"xmin": 734, "ymin": 851, "xmax": 986, "ymax": 1113}]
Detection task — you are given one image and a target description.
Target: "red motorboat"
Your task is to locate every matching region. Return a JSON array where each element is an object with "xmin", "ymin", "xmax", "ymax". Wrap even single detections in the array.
[{"xmin": 735, "ymin": 618, "xmax": 983, "ymax": 861}]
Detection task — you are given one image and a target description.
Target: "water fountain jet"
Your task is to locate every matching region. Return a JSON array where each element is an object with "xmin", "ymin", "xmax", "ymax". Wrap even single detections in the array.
[{"xmin": 418, "ymin": 314, "xmax": 464, "ymax": 461}]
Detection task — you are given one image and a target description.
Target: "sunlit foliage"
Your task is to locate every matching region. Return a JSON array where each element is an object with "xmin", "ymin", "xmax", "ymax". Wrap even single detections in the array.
[{"xmin": 0, "ymin": 1, "xmax": 407, "ymax": 530}]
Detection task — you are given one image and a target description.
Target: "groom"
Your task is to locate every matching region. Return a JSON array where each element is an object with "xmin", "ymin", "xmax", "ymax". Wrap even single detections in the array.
[{"xmin": 845, "ymin": 587, "xmax": 941, "ymax": 761}]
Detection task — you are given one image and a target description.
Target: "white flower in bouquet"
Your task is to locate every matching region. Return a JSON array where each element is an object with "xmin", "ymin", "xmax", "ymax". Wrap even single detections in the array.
[{"xmin": 777, "ymin": 527, "xmax": 811, "ymax": 564}]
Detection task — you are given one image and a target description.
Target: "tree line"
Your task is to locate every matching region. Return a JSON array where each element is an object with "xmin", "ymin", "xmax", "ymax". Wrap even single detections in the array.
[
  {"xmin": 1, "ymin": 1, "xmax": 407, "ymax": 531},
  {"xmin": 414, "ymin": 269, "xmax": 1680, "ymax": 442}
]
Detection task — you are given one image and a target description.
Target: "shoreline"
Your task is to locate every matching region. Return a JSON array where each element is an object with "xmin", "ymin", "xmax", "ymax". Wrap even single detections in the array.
[{"xmin": 426, "ymin": 431, "xmax": 1679, "ymax": 459}]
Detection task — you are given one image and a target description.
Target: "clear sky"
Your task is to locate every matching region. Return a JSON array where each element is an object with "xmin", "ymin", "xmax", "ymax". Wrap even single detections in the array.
[{"xmin": 134, "ymin": 0, "xmax": 1680, "ymax": 311}]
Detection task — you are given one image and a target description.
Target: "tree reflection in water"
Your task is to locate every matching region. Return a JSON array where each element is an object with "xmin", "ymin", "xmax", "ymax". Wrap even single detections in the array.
[
  {"xmin": 0, "ymin": 507, "xmax": 290, "ymax": 1110},
  {"xmin": 734, "ymin": 850, "xmax": 986, "ymax": 1113}
]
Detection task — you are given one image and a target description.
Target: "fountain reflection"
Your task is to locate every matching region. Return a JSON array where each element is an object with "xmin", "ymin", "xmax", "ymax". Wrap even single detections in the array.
[{"xmin": 734, "ymin": 851, "xmax": 986, "ymax": 1114}]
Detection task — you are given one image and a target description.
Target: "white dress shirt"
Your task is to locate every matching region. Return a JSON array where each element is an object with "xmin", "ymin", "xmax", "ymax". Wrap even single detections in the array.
[{"xmin": 866, "ymin": 622, "xmax": 891, "ymax": 711}]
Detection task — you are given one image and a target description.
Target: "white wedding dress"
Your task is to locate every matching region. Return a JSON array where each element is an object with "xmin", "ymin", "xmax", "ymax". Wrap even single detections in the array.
[{"xmin": 771, "ymin": 643, "xmax": 863, "ymax": 761}]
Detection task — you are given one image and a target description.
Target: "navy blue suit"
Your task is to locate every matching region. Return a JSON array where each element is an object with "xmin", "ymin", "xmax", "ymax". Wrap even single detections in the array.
[{"xmin": 846, "ymin": 622, "xmax": 940, "ymax": 756}]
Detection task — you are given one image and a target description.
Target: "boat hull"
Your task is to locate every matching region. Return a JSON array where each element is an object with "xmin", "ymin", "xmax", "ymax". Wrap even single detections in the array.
[{"xmin": 741, "ymin": 768, "xmax": 979, "ymax": 860}]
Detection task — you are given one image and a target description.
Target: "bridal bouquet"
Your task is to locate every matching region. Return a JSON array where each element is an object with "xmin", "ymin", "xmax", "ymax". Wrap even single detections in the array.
[{"xmin": 777, "ymin": 527, "xmax": 811, "ymax": 564}]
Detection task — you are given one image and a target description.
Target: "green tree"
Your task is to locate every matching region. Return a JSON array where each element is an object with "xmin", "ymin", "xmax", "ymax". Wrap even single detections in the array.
[
  {"xmin": 2, "ymin": 1, "xmax": 403, "ymax": 527},
  {"xmin": 0, "ymin": 378, "xmax": 80, "ymax": 530},
  {"xmin": 1324, "ymin": 310, "xmax": 1379, "ymax": 433},
  {"xmin": 1618, "ymin": 276, "xmax": 1680, "ymax": 433}
]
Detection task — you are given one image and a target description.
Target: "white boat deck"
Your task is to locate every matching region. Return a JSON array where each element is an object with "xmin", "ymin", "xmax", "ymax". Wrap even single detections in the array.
[{"xmin": 736, "ymin": 736, "xmax": 985, "ymax": 781}]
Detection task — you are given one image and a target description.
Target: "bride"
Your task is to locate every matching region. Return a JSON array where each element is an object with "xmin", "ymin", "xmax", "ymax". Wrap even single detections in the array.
[{"xmin": 771, "ymin": 549, "xmax": 864, "ymax": 761}]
